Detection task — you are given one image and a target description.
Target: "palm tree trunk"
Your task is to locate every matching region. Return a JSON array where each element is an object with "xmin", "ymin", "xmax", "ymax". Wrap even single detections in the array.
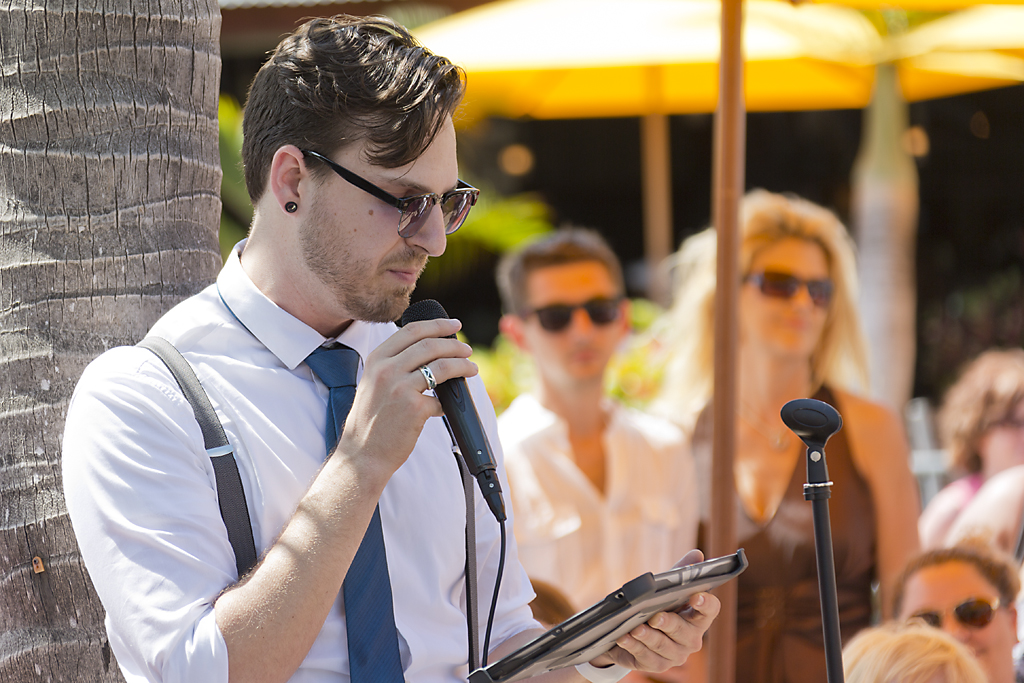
[
  {"xmin": 851, "ymin": 63, "xmax": 919, "ymax": 411},
  {"xmin": 0, "ymin": 0, "xmax": 222, "ymax": 678}
]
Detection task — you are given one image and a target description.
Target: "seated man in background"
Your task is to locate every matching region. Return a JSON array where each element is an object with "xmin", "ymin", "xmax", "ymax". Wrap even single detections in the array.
[
  {"xmin": 495, "ymin": 228, "xmax": 699, "ymax": 611},
  {"xmin": 893, "ymin": 539, "xmax": 1022, "ymax": 683}
]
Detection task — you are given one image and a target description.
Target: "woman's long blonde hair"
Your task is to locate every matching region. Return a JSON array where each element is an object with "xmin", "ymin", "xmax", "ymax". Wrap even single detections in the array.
[
  {"xmin": 843, "ymin": 622, "xmax": 987, "ymax": 683},
  {"xmin": 655, "ymin": 190, "xmax": 869, "ymax": 422}
]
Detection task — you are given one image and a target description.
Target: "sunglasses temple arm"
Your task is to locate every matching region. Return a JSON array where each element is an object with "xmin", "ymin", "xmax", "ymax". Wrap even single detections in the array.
[{"xmin": 782, "ymin": 398, "xmax": 846, "ymax": 683}]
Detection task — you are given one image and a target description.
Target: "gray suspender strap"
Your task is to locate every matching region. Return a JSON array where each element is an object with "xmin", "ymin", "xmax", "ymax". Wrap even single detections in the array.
[
  {"xmin": 445, "ymin": 417, "xmax": 482, "ymax": 671},
  {"xmin": 461, "ymin": 450, "xmax": 481, "ymax": 672},
  {"xmin": 137, "ymin": 336, "xmax": 258, "ymax": 579}
]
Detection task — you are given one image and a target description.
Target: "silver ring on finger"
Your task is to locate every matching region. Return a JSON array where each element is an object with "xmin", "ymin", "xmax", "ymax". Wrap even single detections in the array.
[{"xmin": 419, "ymin": 364, "xmax": 437, "ymax": 391}]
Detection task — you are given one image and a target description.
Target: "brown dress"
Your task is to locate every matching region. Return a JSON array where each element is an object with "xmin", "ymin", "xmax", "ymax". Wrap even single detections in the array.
[{"xmin": 692, "ymin": 387, "xmax": 875, "ymax": 683}]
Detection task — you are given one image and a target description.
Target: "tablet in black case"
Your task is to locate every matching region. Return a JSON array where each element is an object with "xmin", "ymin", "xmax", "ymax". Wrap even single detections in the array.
[{"xmin": 470, "ymin": 549, "xmax": 748, "ymax": 683}]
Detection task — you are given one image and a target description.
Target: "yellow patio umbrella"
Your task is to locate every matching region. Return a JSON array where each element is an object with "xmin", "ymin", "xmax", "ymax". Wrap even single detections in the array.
[
  {"xmin": 418, "ymin": 0, "xmax": 882, "ymax": 121},
  {"xmin": 806, "ymin": 0, "xmax": 1023, "ymax": 10},
  {"xmin": 893, "ymin": 5, "xmax": 1024, "ymax": 100},
  {"xmin": 418, "ymin": 0, "xmax": 1024, "ymax": 123}
]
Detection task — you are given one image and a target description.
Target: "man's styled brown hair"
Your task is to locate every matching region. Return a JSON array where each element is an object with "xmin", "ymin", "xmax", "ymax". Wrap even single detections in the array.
[
  {"xmin": 495, "ymin": 228, "xmax": 625, "ymax": 316},
  {"xmin": 241, "ymin": 15, "xmax": 466, "ymax": 201}
]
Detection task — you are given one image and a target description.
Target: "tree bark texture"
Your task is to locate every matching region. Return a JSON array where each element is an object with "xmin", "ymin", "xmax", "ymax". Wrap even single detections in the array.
[
  {"xmin": 0, "ymin": 0, "xmax": 222, "ymax": 678},
  {"xmin": 852, "ymin": 63, "xmax": 919, "ymax": 412}
]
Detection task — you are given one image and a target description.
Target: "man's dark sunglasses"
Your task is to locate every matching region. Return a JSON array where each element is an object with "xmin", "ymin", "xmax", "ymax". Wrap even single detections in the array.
[
  {"xmin": 911, "ymin": 597, "xmax": 1001, "ymax": 630},
  {"xmin": 301, "ymin": 150, "xmax": 480, "ymax": 238},
  {"xmin": 745, "ymin": 270, "xmax": 834, "ymax": 308},
  {"xmin": 528, "ymin": 298, "xmax": 623, "ymax": 333}
]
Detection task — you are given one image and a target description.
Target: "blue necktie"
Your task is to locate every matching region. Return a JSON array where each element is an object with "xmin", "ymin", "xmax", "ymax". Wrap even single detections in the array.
[{"xmin": 306, "ymin": 344, "xmax": 404, "ymax": 683}]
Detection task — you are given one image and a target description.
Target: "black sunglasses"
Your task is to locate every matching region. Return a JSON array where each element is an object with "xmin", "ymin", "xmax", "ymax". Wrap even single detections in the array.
[
  {"xmin": 528, "ymin": 298, "xmax": 623, "ymax": 333},
  {"xmin": 910, "ymin": 597, "xmax": 1001, "ymax": 630},
  {"xmin": 301, "ymin": 150, "xmax": 480, "ymax": 238},
  {"xmin": 745, "ymin": 271, "xmax": 834, "ymax": 308}
]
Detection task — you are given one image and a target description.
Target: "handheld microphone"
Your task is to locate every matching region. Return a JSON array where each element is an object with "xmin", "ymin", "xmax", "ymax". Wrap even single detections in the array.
[{"xmin": 401, "ymin": 299, "xmax": 507, "ymax": 523}]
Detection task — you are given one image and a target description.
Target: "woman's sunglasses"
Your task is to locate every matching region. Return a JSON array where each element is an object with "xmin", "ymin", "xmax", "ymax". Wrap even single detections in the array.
[
  {"xmin": 745, "ymin": 271, "xmax": 834, "ymax": 308},
  {"xmin": 528, "ymin": 298, "xmax": 623, "ymax": 333},
  {"xmin": 910, "ymin": 597, "xmax": 1001, "ymax": 630},
  {"xmin": 302, "ymin": 150, "xmax": 479, "ymax": 238}
]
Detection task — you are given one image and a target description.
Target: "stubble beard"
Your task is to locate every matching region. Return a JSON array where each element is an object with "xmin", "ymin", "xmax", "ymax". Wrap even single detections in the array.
[{"xmin": 300, "ymin": 206, "xmax": 428, "ymax": 323}]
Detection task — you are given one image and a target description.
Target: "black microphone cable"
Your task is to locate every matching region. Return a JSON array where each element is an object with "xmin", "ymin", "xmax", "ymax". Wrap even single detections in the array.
[
  {"xmin": 442, "ymin": 418, "xmax": 506, "ymax": 669},
  {"xmin": 483, "ymin": 520, "xmax": 506, "ymax": 668}
]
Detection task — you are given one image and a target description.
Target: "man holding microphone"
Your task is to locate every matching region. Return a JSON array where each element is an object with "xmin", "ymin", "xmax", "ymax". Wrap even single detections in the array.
[{"xmin": 62, "ymin": 15, "xmax": 718, "ymax": 683}]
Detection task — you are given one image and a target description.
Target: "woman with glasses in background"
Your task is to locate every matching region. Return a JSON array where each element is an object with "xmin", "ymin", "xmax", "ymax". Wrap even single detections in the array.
[
  {"xmin": 654, "ymin": 189, "xmax": 920, "ymax": 683},
  {"xmin": 894, "ymin": 539, "xmax": 1021, "ymax": 683}
]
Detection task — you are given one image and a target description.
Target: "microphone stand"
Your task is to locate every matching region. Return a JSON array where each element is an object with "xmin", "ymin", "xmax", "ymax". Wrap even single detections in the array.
[{"xmin": 781, "ymin": 398, "xmax": 845, "ymax": 683}]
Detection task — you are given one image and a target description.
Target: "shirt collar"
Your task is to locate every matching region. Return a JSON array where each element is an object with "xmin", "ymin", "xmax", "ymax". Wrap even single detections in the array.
[{"xmin": 217, "ymin": 241, "xmax": 396, "ymax": 371}]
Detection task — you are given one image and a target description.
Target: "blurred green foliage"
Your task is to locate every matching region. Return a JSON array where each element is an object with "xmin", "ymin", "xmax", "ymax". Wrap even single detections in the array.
[
  {"xmin": 606, "ymin": 298, "xmax": 670, "ymax": 408},
  {"xmin": 219, "ymin": 95, "xmax": 252, "ymax": 259}
]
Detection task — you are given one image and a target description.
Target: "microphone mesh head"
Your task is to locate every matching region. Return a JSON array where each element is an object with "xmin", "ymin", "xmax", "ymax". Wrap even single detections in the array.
[{"xmin": 401, "ymin": 299, "xmax": 449, "ymax": 327}]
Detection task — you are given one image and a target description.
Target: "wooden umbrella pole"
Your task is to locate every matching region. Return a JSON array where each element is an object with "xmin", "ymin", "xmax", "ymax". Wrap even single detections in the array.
[
  {"xmin": 641, "ymin": 112, "xmax": 673, "ymax": 303},
  {"xmin": 708, "ymin": 0, "xmax": 745, "ymax": 682}
]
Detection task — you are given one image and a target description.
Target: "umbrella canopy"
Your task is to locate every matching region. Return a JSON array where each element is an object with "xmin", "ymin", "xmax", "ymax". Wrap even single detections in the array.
[
  {"xmin": 415, "ymin": 0, "xmax": 1024, "ymax": 123},
  {"xmin": 893, "ymin": 5, "xmax": 1024, "ymax": 100},
  {"xmin": 809, "ymin": 0, "xmax": 1023, "ymax": 10},
  {"xmin": 417, "ymin": 0, "xmax": 882, "ymax": 120}
]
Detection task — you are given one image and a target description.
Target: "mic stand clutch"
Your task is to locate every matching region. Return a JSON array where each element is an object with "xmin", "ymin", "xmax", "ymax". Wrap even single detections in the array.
[{"xmin": 781, "ymin": 398, "xmax": 845, "ymax": 683}]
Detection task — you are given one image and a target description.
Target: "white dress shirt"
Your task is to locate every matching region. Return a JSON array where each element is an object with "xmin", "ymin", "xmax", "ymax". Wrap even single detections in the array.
[
  {"xmin": 498, "ymin": 394, "xmax": 698, "ymax": 610},
  {"xmin": 62, "ymin": 244, "xmax": 538, "ymax": 683}
]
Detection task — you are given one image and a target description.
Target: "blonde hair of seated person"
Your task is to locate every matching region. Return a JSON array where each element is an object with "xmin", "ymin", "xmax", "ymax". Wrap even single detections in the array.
[{"xmin": 843, "ymin": 621, "xmax": 987, "ymax": 683}]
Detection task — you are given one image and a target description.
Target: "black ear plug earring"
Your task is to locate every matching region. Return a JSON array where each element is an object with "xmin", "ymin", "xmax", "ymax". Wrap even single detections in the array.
[{"xmin": 285, "ymin": 201, "xmax": 298, "ymax": 213}]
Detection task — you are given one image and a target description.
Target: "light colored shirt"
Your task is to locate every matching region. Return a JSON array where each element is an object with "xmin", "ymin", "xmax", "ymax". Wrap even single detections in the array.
[
  {"xmin": 498, "ymin": 393, "xmax": 699, "ymax": 611},
  {"xmin": 62, "ymin": 244, "xmax": 538, "ymax": 683}
]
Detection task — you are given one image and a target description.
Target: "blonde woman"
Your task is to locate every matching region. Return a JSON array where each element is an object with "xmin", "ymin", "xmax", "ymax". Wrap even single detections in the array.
[
  {"xmin": 655, "ymin": 190, "xmax": 920, "ymax": 683},
  {"xmin": 843, "ymin": 622, "xmax": 987, "ymax": 683}
]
